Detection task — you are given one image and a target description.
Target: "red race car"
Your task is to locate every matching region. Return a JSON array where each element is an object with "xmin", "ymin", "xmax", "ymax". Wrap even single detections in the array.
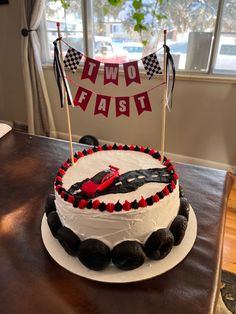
[{"xmin": 81, "ymin": 165, "xmax": 120, "ymax": 198}]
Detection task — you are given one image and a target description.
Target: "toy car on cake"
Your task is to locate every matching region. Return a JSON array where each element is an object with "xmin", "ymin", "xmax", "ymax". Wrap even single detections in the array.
[{"xmin": 81, "ymin": 165, "xmax": 120, "ymax": 198}]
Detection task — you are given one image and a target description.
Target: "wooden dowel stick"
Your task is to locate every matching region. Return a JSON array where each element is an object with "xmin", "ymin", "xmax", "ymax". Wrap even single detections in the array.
[
  {"xmin": 160, "ymin": 30, "xmax": 168, "ymax": 163},
  {"xmin": 56, "ymin": 22, "xmax": 74, "ymax": 165}
]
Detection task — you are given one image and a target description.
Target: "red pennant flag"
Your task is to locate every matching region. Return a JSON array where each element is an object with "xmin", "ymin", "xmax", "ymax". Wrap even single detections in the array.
[
  {"xmin": 123, "ymin": 61, "xmax": 141, "ymax": 86},
  {"xmin": 73, "ymin": 86, "xmax": 92, "ymax": 111},
  {"xmin": 94, "ymin": 94, "xmax": 111, "ymax": 117},
  {"xmin": 104, "ymin": 63, "xmax": 119, "ymax": 85},
  {"xmin": 133, "ymin": 92, "xmax": 152, "ymax": 115},
  {"xmin": 115, "ymin": 97, "xmax": 130, "ymax": 117},
  {"xmin": 81, "ymin": 57, "xmax": 100, "ymax": 83}
]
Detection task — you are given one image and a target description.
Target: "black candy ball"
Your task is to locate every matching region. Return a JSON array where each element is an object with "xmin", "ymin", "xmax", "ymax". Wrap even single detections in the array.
[
  {"xmin": 45, "ymin": 194, "xmax": 56, "ymax": 217},
  {"xmin": 57, "ymin": 226, "xmax": 81, "ymax": 256},
  {"xmin": 169, "ymin": 215, "xmax": 188, "ymax": 245},
  {"xmin": 179, "ymin": 185, "xmax": 185, "ymax": 198},
  {"xmin": 178, "ymin": 197, "xmax": 190, "ymax": 220},
  {"xmin": 144, "ymin": 228, "xmax": 174, "ymax": 260},
  {"xmin": 178, "ymin": 197, "xmax": 190, "ymax": 221},
  {"xmin": 47, "ymin": 211, "xmax": 62, "ymax": 237},
  {"xmin": 79, "ymin": 135, "xmax": 99, "ymax": 146},
  {"xmin": 78, "ymin": 239, "xmax": 111, "ymax": 271},
  {"xmin": 111, "ymin": 241, "xmax": 145, "ymax": 270}
]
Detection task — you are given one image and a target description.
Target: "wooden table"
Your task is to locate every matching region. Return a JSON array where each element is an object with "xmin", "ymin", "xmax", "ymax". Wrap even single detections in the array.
[{"xmin": 0, "ymin": 131, "xmax": 232, "ymax": 314}]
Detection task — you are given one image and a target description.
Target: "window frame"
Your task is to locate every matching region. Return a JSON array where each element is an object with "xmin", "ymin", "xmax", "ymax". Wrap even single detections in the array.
[
  {"xmin": 43, "ymin": 0, "xmax": 236, "ymax": 78},
  {"xmin": 207, "ymin": 0, "xmax": 225, "ymax": 76}
]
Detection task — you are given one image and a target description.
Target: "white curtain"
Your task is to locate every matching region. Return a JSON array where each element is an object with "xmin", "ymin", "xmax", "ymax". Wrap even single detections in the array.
[{"xmin": 21, "ymin": 0, "xmax": 56, "ymax": 137}]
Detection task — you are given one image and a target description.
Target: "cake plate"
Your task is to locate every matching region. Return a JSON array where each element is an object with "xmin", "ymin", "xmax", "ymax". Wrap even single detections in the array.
[{"xmin": 41, "ymin": 207, "xmax": 197, "ymax": 283}]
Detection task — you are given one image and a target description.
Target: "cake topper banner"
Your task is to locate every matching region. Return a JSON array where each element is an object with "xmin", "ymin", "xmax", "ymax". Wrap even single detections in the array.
[
  {"xmin": 94, "ymin": 94, "xmax": 111, "ymax": 117},
  {"xmin": 54, "ymin": 37, "xmax": 175, "ymax": 112},
  {"xmin": 74, "ymin": 86, "xmax": 92, "ymax": 111},
  {"xmin": 123, "ymin": 61, "xmax": 141, "ymax": 86},
  {"xmin": 104, "ymin": 63, "xmax": 119, "ymax": 85},
  {"xmin": 81, "ymin": 57, "xmax": 101, "ymax": 83},
  {"xmin": 72, "ymin": 82, "xmax": 155, "ymax": 117},
  {"xmin": 142, "ymin": 53, "xmax": 162, "ymax": 79},
  {"xmin": 134, "ymin": 91, "xmax": 152, "ymax": 115},
  {"xmin": 60, "ymin": 37, "xmax": 162, "ymax": 86},
  {"xmin": 116, "ymin": 97, "xmax": 130, "ymax": 117},
  {"xmin": 53, "ymin": 39, "xmax": 73, "ymax": 107},
  {"xmin": 165, "ymin": 45, "xmax": 176, "ymax": 111}
]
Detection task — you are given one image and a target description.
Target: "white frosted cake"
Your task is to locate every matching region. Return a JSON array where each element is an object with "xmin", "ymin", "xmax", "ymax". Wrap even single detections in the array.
[{"xmin": 45, "ymin": 144, "xmax": 190, "ymax": 271}]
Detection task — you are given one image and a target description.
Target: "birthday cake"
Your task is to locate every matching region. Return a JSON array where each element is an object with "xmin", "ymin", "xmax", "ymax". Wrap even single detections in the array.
[{"xmin": 45, "ymin": 144, "xmax": 190, "ymax": 271}]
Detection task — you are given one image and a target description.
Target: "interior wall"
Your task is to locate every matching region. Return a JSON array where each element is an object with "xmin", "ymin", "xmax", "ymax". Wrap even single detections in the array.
[
  {"xmin": 168, "ymin": 79, "xmax": 236, "ymax": 166},
  {"xmin": 44, "ymin": 67, "xmax": 236, "ymax": 167},
  {"xmin": 0, "ymin": 1, "xmax": 235, "ymax": 168},
  {"xmin": 0, "ymin": 1, "xmax": 27, "ymax": 124}
]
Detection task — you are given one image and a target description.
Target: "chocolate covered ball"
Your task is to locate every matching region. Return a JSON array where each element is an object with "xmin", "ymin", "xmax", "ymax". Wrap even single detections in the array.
[
  {"xmin": 57, "ymin": 226, "xmax": 81, "ymax": 256},
  {"xmin": 45, "ymin": 194, "xmax": 56, "ymax": 217},
  {"xmin": 178, "ymin": 197, "xmax": 190, "ymax": 221},
  {"xmin": 47, "ymin": 211, "xmax": 62, "ymax": 237},
  {"xmin": 179, "ymin": 185, "xmax": 185, "ymax": 198},
  {"xmin": 170, "ymin": 215, "xmax": 188, "ymax": 245},
  {"xmin": 145, "ymin": 228, "xmax": 174, "ymax": 260},
  {"xmin": 111, "ymin": 241, "xmax": 145, "ymax": 270},
  {"xmin": 78, "ymin": 239, "xmax": 111, "ymax": 271}
]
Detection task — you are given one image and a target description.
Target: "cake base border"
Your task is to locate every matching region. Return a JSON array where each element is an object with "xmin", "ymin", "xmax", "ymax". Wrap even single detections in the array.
[{"xmin": 41, "ymin": 206, "xmax": 197, "ymax": 283}]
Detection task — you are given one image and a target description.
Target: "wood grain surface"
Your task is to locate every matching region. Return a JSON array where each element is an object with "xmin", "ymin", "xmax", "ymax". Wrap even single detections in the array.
[{"xmin": 223, "ymin": 175, "xmax": 236, "ymax": 273}]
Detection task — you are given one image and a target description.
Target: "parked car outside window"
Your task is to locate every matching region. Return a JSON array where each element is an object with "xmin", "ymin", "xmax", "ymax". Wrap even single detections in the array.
[
  {"xmin": 214, "ymin": 36, "xmax": 236, "ymax": 73},
  {"xmin": 122, "ymin": 42, "xmax": 143, "ymax": 61}
]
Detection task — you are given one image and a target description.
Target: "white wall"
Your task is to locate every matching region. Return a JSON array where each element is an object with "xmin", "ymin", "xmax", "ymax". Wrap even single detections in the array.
[{"xmin": 0, "ymin": 1, "xmax": 235, "ymax": 169}]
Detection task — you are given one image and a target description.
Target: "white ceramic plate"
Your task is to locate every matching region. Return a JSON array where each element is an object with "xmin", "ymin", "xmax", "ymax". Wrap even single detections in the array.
[
  {"xmin": 0, "ymin": 123, "xmax": 11, "ymax": 138},
  {"xmin": 41, "ymin": 207, "xmax": 197, "ymax": 283}
]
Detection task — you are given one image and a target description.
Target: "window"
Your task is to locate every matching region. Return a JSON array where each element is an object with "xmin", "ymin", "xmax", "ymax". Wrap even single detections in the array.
[
  {"xmin": 213, "ymin": 0, "xmax": 236, "ymax": 74},
  {"xmin": 44, "ymin": 0, "xmax": 83, "ymax": 60},
  {"xmin": 42, "ymin": 0, "xmax": 236, "ymax": 76}
]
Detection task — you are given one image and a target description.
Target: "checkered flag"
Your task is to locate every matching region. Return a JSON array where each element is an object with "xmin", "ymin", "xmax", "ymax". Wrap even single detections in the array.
[
  {"xmin": 142, "ymin": 53, "xmax": 162, "ymax": 79},
  {"xmin": 64, "ymin": 47, "xmax": 83, "ymax": 73}
]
